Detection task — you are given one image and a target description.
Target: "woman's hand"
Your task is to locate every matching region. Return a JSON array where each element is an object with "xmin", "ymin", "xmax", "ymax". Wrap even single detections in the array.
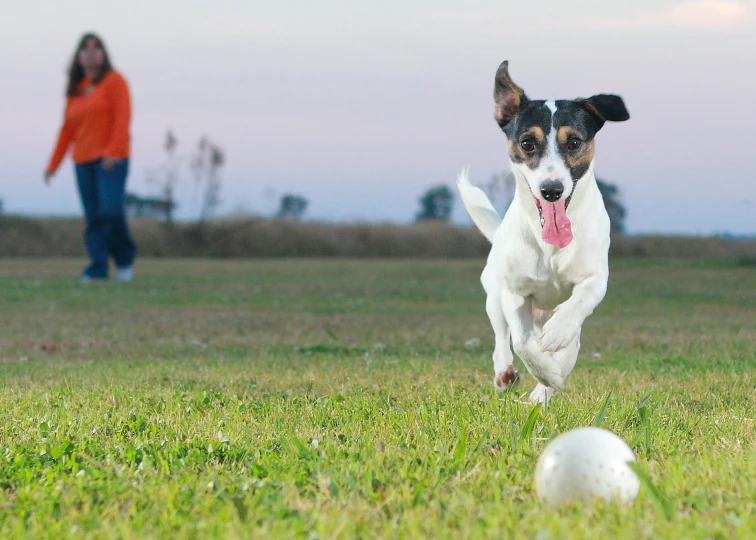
[{"xmin": 102, "ymin": 156, "xmax": 119, "ymax": 171}]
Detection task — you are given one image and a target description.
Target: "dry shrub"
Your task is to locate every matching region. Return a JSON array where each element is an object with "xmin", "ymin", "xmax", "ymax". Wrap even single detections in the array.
[{"xmin": 1, "ymin": 215, "xmax": 753, "ymax": 260}]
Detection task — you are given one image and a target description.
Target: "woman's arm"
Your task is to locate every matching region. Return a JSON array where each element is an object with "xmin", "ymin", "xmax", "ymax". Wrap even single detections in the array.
[{"xmin": 45, "ymin": 102, "xmax": 74, "ymax": 177}]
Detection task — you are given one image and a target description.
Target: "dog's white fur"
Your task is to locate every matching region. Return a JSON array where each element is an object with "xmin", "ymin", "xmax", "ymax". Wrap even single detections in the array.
[{"xmin": 458, "ymin": 125, "xmax": 610, "ymax": 404}]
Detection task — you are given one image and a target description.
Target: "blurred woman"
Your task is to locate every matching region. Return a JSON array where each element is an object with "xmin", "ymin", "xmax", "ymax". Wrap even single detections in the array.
[{"xmin": 45, "ymin": 33, "xmax": 136, "ymax": 282}]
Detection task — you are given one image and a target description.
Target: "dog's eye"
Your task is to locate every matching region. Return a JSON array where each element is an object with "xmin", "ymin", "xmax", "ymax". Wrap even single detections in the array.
[
  {"xmin": 567, "ymin": 138, "xmax": 583, "ymax": 151},
  {"xmin": 520, "ymin": 139, "xmax": 536, "ymax": 153}
]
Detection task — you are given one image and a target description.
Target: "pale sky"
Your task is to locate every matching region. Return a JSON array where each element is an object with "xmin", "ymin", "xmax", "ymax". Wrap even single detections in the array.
[{"xmin": 1, "ymin": 0, "xmax": 755, "ymax": 234}]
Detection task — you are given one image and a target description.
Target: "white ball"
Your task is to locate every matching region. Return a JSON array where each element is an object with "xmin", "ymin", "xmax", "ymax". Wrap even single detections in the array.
[{"xmin": 535, "ymin": 427, "xmax": 640, "ymax": 507}]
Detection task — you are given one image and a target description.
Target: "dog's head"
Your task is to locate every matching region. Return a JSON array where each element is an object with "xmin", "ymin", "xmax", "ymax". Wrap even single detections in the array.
[{"xmin": 493, "ymin": 60, "xmax": 629, "ymax": 248}]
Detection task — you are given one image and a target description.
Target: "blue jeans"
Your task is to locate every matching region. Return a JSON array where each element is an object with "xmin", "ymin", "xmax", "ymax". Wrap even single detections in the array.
[{"xmin": 75, "ymin": 159, "xmax": 137, "ymax": 278}]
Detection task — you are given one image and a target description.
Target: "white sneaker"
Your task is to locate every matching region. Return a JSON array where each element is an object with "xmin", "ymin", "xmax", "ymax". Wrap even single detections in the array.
[
  {"xmin": 79, "ymin": 272, "xmax": 106, "ymax": 284},
  {"xmin": 115, "ymin": 267, "xmax": 134, "ymax": 282}
]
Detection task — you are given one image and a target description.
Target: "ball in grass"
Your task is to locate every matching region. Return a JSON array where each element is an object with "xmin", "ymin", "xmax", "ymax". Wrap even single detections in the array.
[{"xmin": 534, "ymin": 427, "xmax": 640, "ymax": 508}]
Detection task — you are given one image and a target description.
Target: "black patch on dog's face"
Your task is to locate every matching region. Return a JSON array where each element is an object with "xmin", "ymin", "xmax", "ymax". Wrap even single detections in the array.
[
  {"xmin": 505, "ymin": 100, "xmax": 550, "ymax": 168},
  {"xmin": 552, "ymin": 101, "xmax": 601, "ymax": 181}
]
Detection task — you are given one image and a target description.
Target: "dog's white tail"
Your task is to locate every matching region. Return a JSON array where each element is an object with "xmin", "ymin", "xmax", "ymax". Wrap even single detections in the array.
[{"xmin": 457, "ymin": 169, "xmax": 501, "ymax": 243}]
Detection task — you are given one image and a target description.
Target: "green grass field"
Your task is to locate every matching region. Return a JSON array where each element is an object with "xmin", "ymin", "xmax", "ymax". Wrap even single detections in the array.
[{"xmin": 1, "ymin": 258, "xmax": 754, "ymax": 539}]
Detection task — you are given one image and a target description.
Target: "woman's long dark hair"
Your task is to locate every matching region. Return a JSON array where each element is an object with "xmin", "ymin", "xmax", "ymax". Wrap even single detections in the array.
[{"xmin": 65, "ymin": 33, "xmax": 113, "ymax": 96}]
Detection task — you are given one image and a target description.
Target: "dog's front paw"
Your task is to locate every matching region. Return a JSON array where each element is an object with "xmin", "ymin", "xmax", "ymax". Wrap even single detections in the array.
[
  {"xmin": 540, "ymin": 315, "xmax": 580, "ymax": 352},
  {"xmin": 493, "ymin": 365, "xmax": 520, "ymax": 392}
]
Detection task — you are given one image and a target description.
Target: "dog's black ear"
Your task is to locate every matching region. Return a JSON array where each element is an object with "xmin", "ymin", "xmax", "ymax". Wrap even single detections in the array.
[
  {"xmin": 578, "ymin": 94, "xmax": 630, "ymax": 131},
  {"xmin": 494, "ymin": 61, "xmax": 528, "ymax": 130}
]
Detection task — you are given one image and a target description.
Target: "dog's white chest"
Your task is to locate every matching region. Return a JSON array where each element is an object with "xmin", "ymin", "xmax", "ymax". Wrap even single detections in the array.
[
  {"xmin": 530, "ymin": 278, "xmax": 573, "ymax": 310},
  {"xmin": 510, "ymin": 265, "xmax": 574, "ymax": 310}
]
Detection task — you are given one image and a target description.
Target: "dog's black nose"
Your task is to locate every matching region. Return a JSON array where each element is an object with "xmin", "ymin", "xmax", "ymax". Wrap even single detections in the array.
[{"xmin": 540, "ymin": 180, "xmax": 564, "ymax": 202}]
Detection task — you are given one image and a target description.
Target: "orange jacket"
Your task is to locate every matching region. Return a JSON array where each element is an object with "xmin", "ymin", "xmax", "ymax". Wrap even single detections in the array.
[{"xmin": 47, "ymin": 70, "xmax": 131, "ymax": 173}]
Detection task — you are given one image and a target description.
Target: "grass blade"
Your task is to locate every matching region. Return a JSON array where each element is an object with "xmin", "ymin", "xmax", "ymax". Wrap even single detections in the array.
[
  {"xmin": 452, "ymin": 428, "xmax": 468, "ymax": 473},
  {"xmin": 520, "ymin": 403, "xmax": 542, "ymax": 444},
  {"xmin": 231, "ymin": 496, "xmax": 248, "ymax": 523},
  {"xmin": 471, "ymin": 430, "xmax": 489, "ymax": 457},
  {"xmin": 508, "ymin": 402, "xmax": 519, "ymax": 453},
  {"xmin": 638, "ymin": 387, "xmax": 653, "ymax": 409},
  {"xmin": 642, "ymin": 416, "xmax": 652, "ymax": 458},
  {"xmin": 592, "ymin": 390, "xmax": 612, "ymax": 427},
  {"xmin": 637, "ymin": 389, "xmax": 653, "ymax": 458},
  {"xmin": 627, "ymin": 461, "xmax": 674, "ymax": 520},
  {"xmin": 630, "ymin": 388, "xmax": 654, "ymax": 456}
]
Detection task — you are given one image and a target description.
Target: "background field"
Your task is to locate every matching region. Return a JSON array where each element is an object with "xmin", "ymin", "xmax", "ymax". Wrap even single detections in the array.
[{"xmin": 1, "ymin": 258, "xmax": 754, "ymax": 538}]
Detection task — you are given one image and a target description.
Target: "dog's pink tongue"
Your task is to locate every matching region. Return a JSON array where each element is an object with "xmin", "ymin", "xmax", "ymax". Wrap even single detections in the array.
[{"xmin": 541, "ymin": 200, "xmax": 573, "ymax": 248}]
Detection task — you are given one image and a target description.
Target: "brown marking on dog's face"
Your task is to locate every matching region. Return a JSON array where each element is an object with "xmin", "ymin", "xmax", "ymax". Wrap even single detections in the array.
[
  {"xmin": 527, "ymin": 126, "xmax": 546, "ymax": 144},
  {"xmin": 564, "ymin": 139, "xmax": 594, "ymax": 173},
  {"xmin": 509, "ymin": 139, "xmax": 538, "ymax": 169},
  {"xmin": 557, "ymin": 126, "xmax": 574, "ymax": 145},
  {"xmin": 558, "ymin": 125, "xmax": 595, "ymax": 174},
  {"xmin": 553, "ymin": 121, "xmax": 596, "ymax": 180},
  {"xmin": 509, "ymin": 126, "xmax": 546, "ymax": 169}
]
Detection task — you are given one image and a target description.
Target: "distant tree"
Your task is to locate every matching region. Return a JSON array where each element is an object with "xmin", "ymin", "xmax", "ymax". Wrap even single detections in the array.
[
  {"xmin": 145, "ymin": 130, "xmax": 181, "ymax": 222},
  {"xmin": 145, "ymin": 130, "xmax": 226, "ymax": 223},
  {"xmin": 416, "ymin": 185, "xmax": 454, "ymax": 222},
  {"xmin": 191, "ymin": 136, "xmax": 225, "ymax": 222},
  {"xmin": 596, "ymin": 178, "xmax": 627, "ymax": 235},
  {"xmin": 125, "ymin": 193, "xmax": 176, "ymax": 221},
  {"xmin": 277, "ymin": 194, "xmax": 309, "ymax": 220}
]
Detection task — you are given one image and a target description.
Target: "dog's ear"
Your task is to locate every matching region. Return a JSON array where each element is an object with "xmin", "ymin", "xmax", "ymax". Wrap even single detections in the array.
[
  {"xmin": 578, "ymin": 94, "xmax": 630, "ymax": 131},
  {"xmin": 494, "ymin": 61, "xmax": 528, "ymax": 130}
]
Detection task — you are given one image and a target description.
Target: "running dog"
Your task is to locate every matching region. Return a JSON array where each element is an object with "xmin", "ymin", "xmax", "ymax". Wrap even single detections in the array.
[{"xmin": 458, "ymin": 60, "xmax": 629, "ymax": 404}]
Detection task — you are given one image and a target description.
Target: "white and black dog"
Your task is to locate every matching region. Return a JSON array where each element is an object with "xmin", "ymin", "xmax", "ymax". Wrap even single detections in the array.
[{"xmin": 458, "ymin": 60, "xmax": 629, "ymax": 405}]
